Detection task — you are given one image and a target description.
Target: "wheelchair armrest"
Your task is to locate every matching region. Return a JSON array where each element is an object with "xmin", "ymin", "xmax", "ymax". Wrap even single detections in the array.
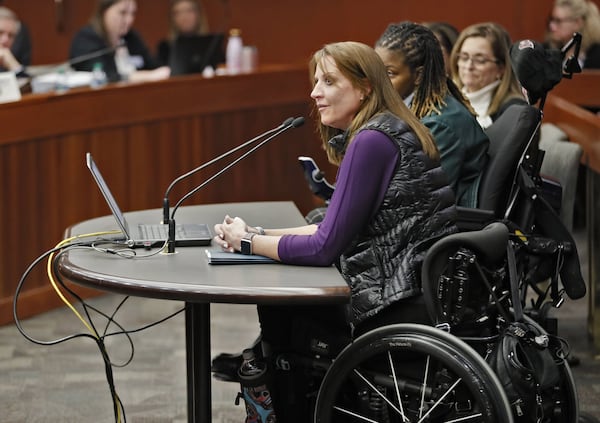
[{"xmin": 455, "ymin": 206, "xmax": 497, "ymax": 231}]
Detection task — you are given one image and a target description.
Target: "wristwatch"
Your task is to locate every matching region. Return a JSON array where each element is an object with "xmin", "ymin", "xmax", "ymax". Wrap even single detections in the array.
[{"xmin": 240, "ymin": 232, "xmax": 256, "ymax": 255}]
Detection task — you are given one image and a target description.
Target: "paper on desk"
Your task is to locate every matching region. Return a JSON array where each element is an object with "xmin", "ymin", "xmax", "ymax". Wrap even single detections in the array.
[{"xmin": 31, "ymin": 71, "xmax": 94, "ymax": 93}]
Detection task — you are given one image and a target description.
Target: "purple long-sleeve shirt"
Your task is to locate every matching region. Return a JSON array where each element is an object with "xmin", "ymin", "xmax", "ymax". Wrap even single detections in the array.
[{"xmin": 278, "ymin": 129, "xmax": 399, "ymax": 265}]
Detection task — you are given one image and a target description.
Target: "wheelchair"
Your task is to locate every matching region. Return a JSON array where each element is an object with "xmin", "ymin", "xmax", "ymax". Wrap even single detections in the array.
[{"xmin": 281, "ymin": 37, "xmax": 587, "ymax": 423}]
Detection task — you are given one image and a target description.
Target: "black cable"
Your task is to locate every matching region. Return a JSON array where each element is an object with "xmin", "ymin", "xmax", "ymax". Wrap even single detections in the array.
[
  {"xmin": 16, "ymin": 240, "xmax": 187, "ymax": 422},
  {"xmin": 13, "ymin": 242, "xmax": 98, "ymax": 345}
]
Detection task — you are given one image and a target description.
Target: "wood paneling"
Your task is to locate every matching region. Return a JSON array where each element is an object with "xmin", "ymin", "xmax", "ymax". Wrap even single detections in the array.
[
  {"xmin": 1, "ymin": 65, "xmax": 332, "ymax": 325},
  {"xmin": 4, "ymin": 0, "xmax": 600, "ymax": 67}
]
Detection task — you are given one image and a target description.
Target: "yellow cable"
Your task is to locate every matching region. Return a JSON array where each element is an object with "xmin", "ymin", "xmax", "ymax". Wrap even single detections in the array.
[
  {"xmin": 46, "ymin": 231, "xmax": 122, "ymax": 336},
  {"xmin": 46, "ymin": 230, "xmax": 125, "ymax": 423}
]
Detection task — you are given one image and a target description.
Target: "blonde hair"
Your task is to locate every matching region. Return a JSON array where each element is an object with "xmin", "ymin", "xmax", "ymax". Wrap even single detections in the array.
[
  {"xmin": 309, "ymin": 41, "xmax": 438, "ymax": 166},
  {"xmin": 450, "ymin": 22, "xmax": 524, "ymax": 118},
  {"xmin": 547, "ymin": 0, "xmax": 600, "ymax": 52},
  {"xmin": 168, "ymin": 0, "xmax": 209, "ymax": 41}
]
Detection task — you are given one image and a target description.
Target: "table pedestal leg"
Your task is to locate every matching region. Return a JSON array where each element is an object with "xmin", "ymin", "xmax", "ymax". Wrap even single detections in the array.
[{"xmin": 185, "ymin": 302, "xmax": 211, "ymax": 423}]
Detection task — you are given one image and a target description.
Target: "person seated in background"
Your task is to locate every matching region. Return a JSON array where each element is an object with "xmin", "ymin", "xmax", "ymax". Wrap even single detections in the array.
[
  {"xmin": 450, "ymin": 22, "xmax": 526, "ymax": 128},
  {"xmin": 213, "ymin": 41, "xmax": 457, "ymax": 421},
  {"xmin": 423, "ymin": 21, "xmax": 459, "ymax": 75},
  {"xmin": 156, "ymin": 0, "xmax": 209, "ymax": 67},
  {"xmin": 0, "ymin": 6, "xmax": 27, "ymax": 77},
  {"xmin": 70, "ymin": 0, "xmax": 170, "ymax": 83},
  {"xmin": 545, "ymin": 0, "xmax": 600, "ymax": 69},
  {"xmin": 375, "ymin": 21, "xmax": 489, "ymax": 208}
]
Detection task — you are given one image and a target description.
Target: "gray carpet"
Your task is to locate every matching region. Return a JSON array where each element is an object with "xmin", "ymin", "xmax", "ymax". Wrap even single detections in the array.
[
  {"xmin": 1, "ymin": 229, "xmax": 599, "ymax": 422},
  {"xmin": 3, "ymin": 298, "xmax": 259, "ymax": 422}
]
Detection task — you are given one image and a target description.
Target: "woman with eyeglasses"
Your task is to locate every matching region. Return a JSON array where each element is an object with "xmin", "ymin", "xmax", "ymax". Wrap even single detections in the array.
[
  {"xmin": 450, "ymin": 22, "xmax": 525, "ymax": 128},
  {"xmin": 545, "ymin": 0, "xmax": 600, "ymax": 69}
]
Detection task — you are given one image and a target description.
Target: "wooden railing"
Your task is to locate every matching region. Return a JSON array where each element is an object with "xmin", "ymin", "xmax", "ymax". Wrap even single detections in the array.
[
  {"xmin": 544, "ymin": 70, "xmax": 600, "ymax": 354},
  {"xmin": 1, "ymin": 65, "xmax": 334, "ymax": 325}
]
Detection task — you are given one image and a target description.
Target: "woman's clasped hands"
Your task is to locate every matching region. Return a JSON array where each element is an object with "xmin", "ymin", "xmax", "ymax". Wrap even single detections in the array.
[{"xmin": 213, "ymin": 215, "xmax": 247, "ymax": 253}]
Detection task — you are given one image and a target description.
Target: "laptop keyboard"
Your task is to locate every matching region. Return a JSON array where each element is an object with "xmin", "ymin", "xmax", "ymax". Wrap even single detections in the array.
[
  {"xmin": 139, "ymin": 224, "xmax": 179, "ymax": 240},
  {"xmin": 138, "ymin": 223, "xmax": 210, "ymax": 240}
]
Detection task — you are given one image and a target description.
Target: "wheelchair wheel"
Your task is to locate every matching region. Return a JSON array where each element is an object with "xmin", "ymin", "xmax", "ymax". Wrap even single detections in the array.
[
  {"xmin": 522, "ymin": 315, "xmax": 580, "ymax": 423},
  {"xmin": 557, "ymin": 360, "xmax": 580, "ymax": 422},
  {"xmin": 314, "ymin": 323, "xmax": 513, "ymax": 423}
]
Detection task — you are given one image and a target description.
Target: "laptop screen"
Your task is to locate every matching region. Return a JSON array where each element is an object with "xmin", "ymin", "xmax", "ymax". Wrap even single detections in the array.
[
  {"xmin": 169, "ymin": 33, "xmax": 225, "ymax": 76},
  {"xmin": 86, "ymin": 153, "xmax": 131, "ymax": 239}
]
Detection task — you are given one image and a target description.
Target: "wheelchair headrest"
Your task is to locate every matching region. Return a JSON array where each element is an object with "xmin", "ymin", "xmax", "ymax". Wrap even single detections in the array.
[{"xmin": 510, "ymin": 40, "xmax": 563, "ymax": 105}]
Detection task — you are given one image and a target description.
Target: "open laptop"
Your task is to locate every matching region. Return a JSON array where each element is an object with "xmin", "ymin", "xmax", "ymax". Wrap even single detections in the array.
[
  {"xmin": 169, "ymin": 33, "xmax": 225, "ymax": 76},
  {"xmin": 86, "ymin": 152, "xmax": 212, "ymax": 248}
]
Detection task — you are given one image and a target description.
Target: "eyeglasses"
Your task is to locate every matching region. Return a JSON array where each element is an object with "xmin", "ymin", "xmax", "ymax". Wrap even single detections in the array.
[
  {"xmin": 547, "ymin": 15, "xmax": 577, "ymax": 26},
  {"xmin": 457, "ymin": 53, "xmax": 499, "ymax": 66}
]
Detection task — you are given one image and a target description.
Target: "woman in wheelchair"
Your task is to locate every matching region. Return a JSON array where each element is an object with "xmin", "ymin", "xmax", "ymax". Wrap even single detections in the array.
[{"xmin": 213, "ymin": 41, "xmax": 458, "ymax": 421}]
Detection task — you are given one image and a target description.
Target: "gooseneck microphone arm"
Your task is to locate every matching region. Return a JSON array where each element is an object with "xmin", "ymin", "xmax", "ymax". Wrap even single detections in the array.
[
  {"xmin": 162, "ymin": 117, "xmax": 294, "ymax": 224},
  {"xmin": 67, "ymin": 39, "xmax": 125, "ymax": 68},
  {"xmin": 166, "ymin": 116, "xmax": 305, "ymax": 253}
]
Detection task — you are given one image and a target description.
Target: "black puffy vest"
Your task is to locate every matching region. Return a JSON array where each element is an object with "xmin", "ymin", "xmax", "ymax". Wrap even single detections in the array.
[{"xmin": 340, "ymin": 113, "xmax": 457, "ymax": 325}]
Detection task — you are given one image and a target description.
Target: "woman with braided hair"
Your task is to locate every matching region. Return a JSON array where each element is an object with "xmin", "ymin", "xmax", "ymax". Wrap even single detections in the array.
[{"xmin": 375, "ymin": 21, "xmax": 489, "ymax": 207}]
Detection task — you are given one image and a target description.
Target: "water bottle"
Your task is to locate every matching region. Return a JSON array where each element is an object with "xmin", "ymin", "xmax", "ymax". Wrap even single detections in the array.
[
  {"xmin": 54, "ymin": 68, "xmax": 69, "ymax": 94},
  {"xmin": 236, "ymin": 348, "xmax": 276, "ymax": 423},
  {"xmin": 226, "ymin": 28, "xmax": 243, "ymax": 75},
  {"xmin": 90, "ymin": 62, "xmax": 107, "ymax": 89},
  {"xmin": 115, "ymin": 46, "xmax": 135, "ymax": 81}
]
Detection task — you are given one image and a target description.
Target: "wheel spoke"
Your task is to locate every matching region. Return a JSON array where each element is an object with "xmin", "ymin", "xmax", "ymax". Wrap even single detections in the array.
[
  {"xmin": 353, "ymin": 368, "xmax": 404, "ymax": 416},
  {"xmin": 444, "ymin": 414, "xmax": 484, "ymax": 423},
  {"xmin": 333, "ymin": 406, "xmax": 378, "ymax": 422},
  {"xmin": 417, "ymin": 377, "xmax": 462, "ymax": 423},
  {"xmin": 388, "ymin": 350, "xmax": 409, "ymax": 422},
  {"xmin": 419, "ymin": 354, "xmax": 431, "ymax": 419}
]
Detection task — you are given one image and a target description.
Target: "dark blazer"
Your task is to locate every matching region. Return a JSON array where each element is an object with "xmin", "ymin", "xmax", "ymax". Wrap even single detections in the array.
[
  {"xmin": 69, "ymin": 25, "xmax": 158, "ymax": 82},
  {"xmin": 584, "ymin": 43, "xmax": 600, "ymax": 69},
  {"xmin": 421, "ymin": 94, "xmax": 490, "ymax": 208},
  {"xmin": 11, "ymin": 23, "xmax": 31, "ymax": 66}
]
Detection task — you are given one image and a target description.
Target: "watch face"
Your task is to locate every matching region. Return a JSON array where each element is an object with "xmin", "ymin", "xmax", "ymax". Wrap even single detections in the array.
[{"xmin": 241, "ymin": 238, "xmax": 252, "ymax": 255}]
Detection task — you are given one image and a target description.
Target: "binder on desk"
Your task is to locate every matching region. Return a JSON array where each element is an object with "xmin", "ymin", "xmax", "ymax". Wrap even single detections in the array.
[{"xmin": 205, "ymin": 249, "xmax": 277, "ymax": 264}]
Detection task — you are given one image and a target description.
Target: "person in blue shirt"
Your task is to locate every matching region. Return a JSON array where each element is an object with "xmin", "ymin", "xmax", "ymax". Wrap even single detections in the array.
[{"xmin": 375, "ymin": 21, "xmax": 489, "ymax": 208}]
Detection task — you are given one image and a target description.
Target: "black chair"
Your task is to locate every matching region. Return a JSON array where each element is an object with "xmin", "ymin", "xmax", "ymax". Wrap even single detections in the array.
[{"xmin": 456, "ymin": 104, "xmax": 542, "ymax": 230}]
